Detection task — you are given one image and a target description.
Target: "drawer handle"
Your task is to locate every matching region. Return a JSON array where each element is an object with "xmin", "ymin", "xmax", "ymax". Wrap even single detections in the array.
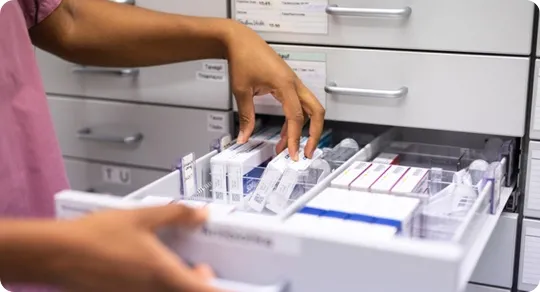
[
  {"xmin": 77, "ymin": 128, "xmax": 144, "ymax": 145},
  {"xmin": 324, "ymin": 82, "xmax": 408, "ymax": 99},
  {"xmin": 110, "ymin": 0, "xmax": 135, "ymax": 5},
  {"xmin": 325, "ymin": 5, "xmax": 412, "ymax": 18},
  {"xmin": 72, "ymin": 66, "xmax": 140, "ymax": 77}
]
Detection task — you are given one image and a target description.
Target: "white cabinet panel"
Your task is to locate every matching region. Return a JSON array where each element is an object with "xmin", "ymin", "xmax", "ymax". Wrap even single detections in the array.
[
  {"xmin": 519, "ymin": 219, "xmax": 540, "ymax": 291},
  {"xmin": 64, "ymin": 158, "xmax": 168, "ymax": 196},
  {"xmin": 266, "ymin": 45, "xmax": 528, "ymax": 136},
  {"xmin": 525, "ymin": 142, "xmax": 540, "ymax": 218},
  {"xmin": 36, "ymin": 49, "xmax": 85, "ymax": 97},
  {"xmin": 48, "ymin": 95, "xmax": 232, "ymax": 169},
  {"xmin": 232, "ymin": 0, "xmax": 534, "ymax": 55},
  {"xmin": 529, "ymin": 61, "xmax": 540, "ymax": 140},
  {"xmin": 470, "ymin": 213, "xmax": 517, "ymax": 288}
]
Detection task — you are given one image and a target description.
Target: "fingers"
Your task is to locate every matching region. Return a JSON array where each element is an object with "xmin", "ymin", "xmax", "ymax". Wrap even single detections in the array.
[
  {"xmin": 234, "ymin": 89, "xmax": 256, "ymax": 144},
  {"xmin": 275, "ymin": 85, "xmax": 304, "ymax": 161},
  {"xmin": 296, "ymin": 82, "xmax": 325, "ymax": 158},
  {"xmin": 275, "ymin": 111, "xmax": 309, "ymax": 155},
  {"xmin": 134, "ymin": 204, "xmax": 208, "ymax": 231}
]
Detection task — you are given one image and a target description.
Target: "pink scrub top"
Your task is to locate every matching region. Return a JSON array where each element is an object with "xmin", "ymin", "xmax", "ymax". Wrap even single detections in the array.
[{"xmin": 1, "ymin": 0, "xmax": 69, "ymax": 290}]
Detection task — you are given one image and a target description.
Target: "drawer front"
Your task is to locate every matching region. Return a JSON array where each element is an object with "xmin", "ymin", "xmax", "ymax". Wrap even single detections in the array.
[
  {"xmin": 470, "ymin": 213, "xmax": 517, "ymax": 288},
  {"xmin": 37, "ymin": 0, "xmax": 230, "ymax": 110},
  {"xmin": 80, "ymin": 60, "xmax": 231, "ymax": 110},
  {"xmin": 233, "ymin": 0, "xmax": 534, "ymax": 55},
  {"xmin": 519, "ymin": 219, "xmax": 540, "ymax": 291},
  {"xmin": 269, "ymin": 45, "xmax": 529, "ymax": 136},
  {"xmin": 64, "ymin": 158, "xmax": 168, "ymax": 196},
  {"xmin": 36, "ymin": 49, "xmax": 85, "ymax": 97},
  {"xmin": 529, "ymin": 61, "xmax": 540, "ymax": 140},
  {"xmin": 466, "ymin": 284, "xmax": 509, "ymax": 292},
  {"xmin": 48, "ymin": 95, "xmax": 232, "ymax": 169},
  {"xmin": 525, "ymin": 142, "xmax": 540, "ymax": 218}
]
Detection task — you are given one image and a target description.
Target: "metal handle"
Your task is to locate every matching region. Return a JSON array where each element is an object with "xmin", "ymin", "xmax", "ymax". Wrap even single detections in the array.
[
  {"xmin": 110, "ymin": 0, "xmax": 135, "ymax": 5},
  {"xmin": 77, "ymin": 127, "xmax": 144, "ymax": 145},
  {"xmin": 72, "ymin": 66, "xmax": 140, "ymax": 77},
  {"xmin": 324, "ymin": 82, "xmax": 408, "ymax": 99},
  {"xmin": 325, "ymin": 5, "xmax": 412, "ymax": 18}
]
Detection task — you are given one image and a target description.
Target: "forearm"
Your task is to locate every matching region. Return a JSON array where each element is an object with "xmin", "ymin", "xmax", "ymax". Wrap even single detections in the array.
[
  {"xmin": 30, "ymin": 0, "xmax": 234, "ymax": 67},
  {"xmin": 0, "ymin": 220, "xmax": 67, "ymax": 285}
]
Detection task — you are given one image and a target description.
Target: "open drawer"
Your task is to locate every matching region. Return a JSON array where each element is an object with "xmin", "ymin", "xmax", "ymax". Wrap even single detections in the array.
[{"xmin": 54, "ymin": 127, "xmax": 516, "ymax": 292}]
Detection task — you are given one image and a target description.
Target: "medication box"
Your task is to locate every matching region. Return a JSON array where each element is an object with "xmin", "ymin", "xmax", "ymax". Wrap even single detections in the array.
[
  {"xmin": 370, "ymin": 165, "xmax": 410, "ymax": 194},
  {"xmin": 227, "ymin": 142, "xmax": 274, "ymax": 207},
  {"xmin": 350, "ymin": 163, "xmax": 391, "ymax": 192},
  {"xmin": 331, "ymin": 161, "xmax": 372, "ymax": 190},
  {"xmin": 372, "ymin": 153, "xmax": 400, "ymax": 164},
  {"xmin": 391, "ymin": 167, "xmax": 429, "ymax": 195},
  {"xmin": 210, "ymin": 142, "xmax": 252, "ymax": 203}
]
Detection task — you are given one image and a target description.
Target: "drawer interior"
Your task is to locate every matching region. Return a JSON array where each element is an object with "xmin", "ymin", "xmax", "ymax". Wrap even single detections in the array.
[{"xmin": 55, "ymin": 122, "xmax": 518, "ymax": 292}]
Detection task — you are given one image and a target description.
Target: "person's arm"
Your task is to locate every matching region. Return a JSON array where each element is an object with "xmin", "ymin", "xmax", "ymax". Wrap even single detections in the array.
[
  {"xmin": 0, "ymin": 206, "xmax": 218, "ymax": 292},
  {"xmin": 30, "ymin": 0, "xmax": 326, "ymax": 160}
]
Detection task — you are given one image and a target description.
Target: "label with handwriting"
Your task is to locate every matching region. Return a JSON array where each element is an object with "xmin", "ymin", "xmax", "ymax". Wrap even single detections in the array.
[
  {"xmin": 254, "ymin": 51, "xmax": 326, "ymax": 107},
  {"xmin": 235, "ymin": 0, "xmax": 329, "ymax": 34}
]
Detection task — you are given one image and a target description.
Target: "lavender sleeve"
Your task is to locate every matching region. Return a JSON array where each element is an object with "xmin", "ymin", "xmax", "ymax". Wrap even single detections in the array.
[{"xmin": 17, "ymin": 0, "xmax": 62, "ymax": 28}]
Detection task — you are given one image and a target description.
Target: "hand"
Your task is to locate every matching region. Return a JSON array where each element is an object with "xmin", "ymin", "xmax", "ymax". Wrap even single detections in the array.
[
  {"xmin": 224, "ymin": 21, "xmax": 326, "ymax": 160},
  {"xmin": 49, "ymin": 205, "xmax": 218, "ymax": 292}
]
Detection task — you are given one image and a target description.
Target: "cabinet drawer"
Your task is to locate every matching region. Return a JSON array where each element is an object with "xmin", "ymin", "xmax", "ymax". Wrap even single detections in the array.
[
  {"xmin": 529, "ymin": 61, "xmax": 540, "ymax": 140},
  {"xmin": 267, "ymin": 45, "xmax": 528, "ymax": 136},
  {"xmin": 232, "ymin": 0, "xmax": 534, "ymax": 55},
  {"xmin": 470, "ymin": 213, "xmax": 517, "ymax": 288},
  {"xmin": 466, "ymin": 284, "xmax": 509, "ymax": 292},
  {"xmin": 64, "ymin": 158, "xmax": 168, "ymax": 196},
  {"xmin": 36, "ymin": 0, "xmax": 230, "ymax": 110},
  {"xmin": 524, "ymin": 142, "xmax": 540, "ymax": 218},
  {"xmin": 55, "ymin": 130, "xmax": 514, "ymax": 292},
  {"xmin": 48, "ymin": 95, "xmax": 232, "ymax": 169},
  {"xmin": 519, "ymin": 219, "xmax": 540, "ymax": 291}
]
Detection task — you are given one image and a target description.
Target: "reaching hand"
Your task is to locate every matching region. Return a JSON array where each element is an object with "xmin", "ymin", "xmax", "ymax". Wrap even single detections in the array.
[
  {"xmin": 225, "ymin": 21, "xmax": 326, "ymax": 160},
  {"xmin": 49, "ymin": 205, "xmax": 219, "ymax": 292}
]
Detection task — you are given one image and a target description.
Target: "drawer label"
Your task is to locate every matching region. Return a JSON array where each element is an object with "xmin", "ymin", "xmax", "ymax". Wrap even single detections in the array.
[
  {"xmin": 528, "ymin": 159, "xmax": 540, "ymax": 211},
  {"xmin": 202, "ymin": 61, "xmax": 226, "ymax": 73},
  {"xmin": 207, "ymin": 113, "xmax": 228, "ymax": 133},
  {"xmin": 196, "ymin": 71, "xmax": 226, "ymax": 82},
  {"xmin": 255, "ymin": 51, "xmax": 327, "ymax": 108},
  {"xmin": 195, "ymin": 224, "xmax": 301, "ymax": 256},
  {"xmin": 102, "ymin": 165, "xmax": 131, "ymax": 185},
  {"xmin": 234, "ymin": 0, "xmax": 329, "ymax": 34}
]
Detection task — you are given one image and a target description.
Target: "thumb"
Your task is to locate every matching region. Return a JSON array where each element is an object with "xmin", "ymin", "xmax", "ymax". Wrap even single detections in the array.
[
  {"xmin": 133, "ymin": 204, "xmax": 208, "ymax": 231},
  {"xmin": 234, "ymin": 89, "xmax": 256, "ymax": 144}
]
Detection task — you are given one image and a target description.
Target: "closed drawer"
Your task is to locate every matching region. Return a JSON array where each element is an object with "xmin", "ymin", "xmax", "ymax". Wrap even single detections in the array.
[
  {"xmin": 525, "ymin": 142, "xmax": 540, "ymax": 218},
  {"xmin": 267, "ymin": 45, "xmax": 528, "ymax": 136},
  {"xmin": 519, "ymin": 219, "xmax": 540, "ymax": 291},
  {"xmin": 64, "ymin": 158, "xmax": 168, "ymax": 196},
  {"xmin": 48, "ymin": 95, "xmax": 232, "ymax": 169},
  {"xmin": 37, "ymin": 0, "xmax": 230, "ymax": 110},
  {"xmin": 466, "ymin": 284, "xmax": 509, "ymax": 292},
  {"xmin": 470, "ymin": 213, "xmax": 517, "ymax": 288},
  {"xmin": 529, "ymin": 61, "xmax": 540, "ymax": 140},
  {"xmin": 232, "ymin": 0, "xmax": 534, "ymax": 55},
  {"xmin": 36, "ymin": 49, "xmax": 85, "ymax": 97}
]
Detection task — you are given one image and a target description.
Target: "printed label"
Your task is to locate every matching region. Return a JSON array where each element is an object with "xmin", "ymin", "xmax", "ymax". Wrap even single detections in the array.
[
  {"xmin": 255, "ymin": 51, "xmax": 326, "ymax": 108},
  {"xmin": 181, "ymin": 153, "xmax": 197, "ymax": 197},
  {"xmin": 102, "ymin": 165, "xmax": 131, "ymax": 185},
  {"xmin": 195, "ymin": 224, "xmax": 301, "ymax": 255},
  {"xmin": 202, "ymin": 62, "xmax": 226, "ymax": 73},
  {"xmin": 234, "ymin": 0, "xmax": 329, "ymax": 34},
  {"xmin": 196, "ymin": 71, "xmax": 226, "ymax": 82},
  {"xmin": 207, "ymin": 113, "xmax": 228, "ymax": 133}
]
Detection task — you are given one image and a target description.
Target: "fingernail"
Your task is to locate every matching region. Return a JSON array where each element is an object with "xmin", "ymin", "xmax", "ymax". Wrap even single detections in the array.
[
  {"xmin": 292, "ymin": 151, "xmax": 299, "ymax": 161},
  {"xmin": 237, "ymin": 131, "xmax": 246, "ymax": 144}
]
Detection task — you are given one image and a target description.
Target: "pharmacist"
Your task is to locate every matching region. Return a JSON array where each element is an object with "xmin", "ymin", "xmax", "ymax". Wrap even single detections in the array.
[{"xmin": 0, "ymin": 0, "xmax": 325, "ymax": 291}]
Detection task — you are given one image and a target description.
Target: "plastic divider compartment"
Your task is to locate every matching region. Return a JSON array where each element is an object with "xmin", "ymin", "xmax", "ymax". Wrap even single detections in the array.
[{"xmin": 125, "ymin": 132, "xmax": 385, "ymax": 217}]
